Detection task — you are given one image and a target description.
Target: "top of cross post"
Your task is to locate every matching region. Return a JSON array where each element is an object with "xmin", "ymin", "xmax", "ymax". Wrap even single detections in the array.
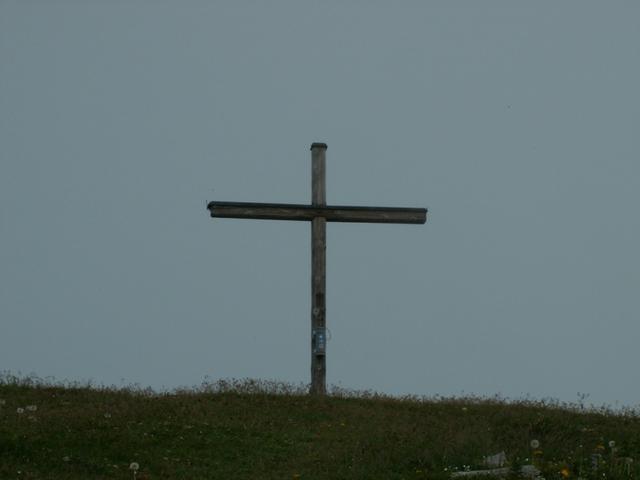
[{"xmin": 310, "ymin": 142, "xmax": 328, "ymax": 150}]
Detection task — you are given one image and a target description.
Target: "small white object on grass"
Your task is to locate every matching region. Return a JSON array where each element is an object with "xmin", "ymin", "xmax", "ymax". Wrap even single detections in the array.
[{"xmin": 484, "ymin": 451, "xmax": 506, "ymax": 468}]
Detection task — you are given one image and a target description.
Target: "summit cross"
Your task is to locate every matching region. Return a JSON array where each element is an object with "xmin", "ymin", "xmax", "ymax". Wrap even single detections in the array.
[{"xmin": 206, "ymin": 142, "xmax": 427, "ymax": 395}]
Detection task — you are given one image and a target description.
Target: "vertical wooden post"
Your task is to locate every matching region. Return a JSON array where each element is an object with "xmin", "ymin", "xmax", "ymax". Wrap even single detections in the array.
[{"xmin": 310, "ymin": 142, "xmax": 327, "ymax": 395}]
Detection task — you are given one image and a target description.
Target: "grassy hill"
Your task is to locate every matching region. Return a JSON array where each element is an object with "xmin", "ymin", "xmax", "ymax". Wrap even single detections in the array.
[{"xmin": 1, "ymin": 375, "xmax": 639, "ymax": 480}]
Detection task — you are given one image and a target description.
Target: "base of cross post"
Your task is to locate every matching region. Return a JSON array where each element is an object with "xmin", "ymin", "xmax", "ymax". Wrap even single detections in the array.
[{"xmin": 310, "ymin": 362, "xmax": 326, "ymax": 395}]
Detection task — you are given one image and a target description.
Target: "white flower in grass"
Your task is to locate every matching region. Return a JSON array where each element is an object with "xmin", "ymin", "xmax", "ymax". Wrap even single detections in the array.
[
  {"xmin": 16, "ymin": 407, "xmax": 25, "ymax": 414},
  {"xmin": 129, "ymin": 462, "xmax": 140, "ymax": 471},
  {"xmin": 530, "ymin": 439, "xmax": 540, "ymax": 449},
  {"xmin": 609, "ymin": 440, "xmax": 616, "ymax": 448},
  {"xmin": 26, "ymin": 405, "xmax": 37, "ymax": 412}
]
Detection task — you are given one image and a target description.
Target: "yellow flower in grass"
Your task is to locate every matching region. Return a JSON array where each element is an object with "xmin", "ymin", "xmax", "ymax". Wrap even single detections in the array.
[{"xmin": 560, "ymin": 467, "xmax": 570, "ymax": 478}]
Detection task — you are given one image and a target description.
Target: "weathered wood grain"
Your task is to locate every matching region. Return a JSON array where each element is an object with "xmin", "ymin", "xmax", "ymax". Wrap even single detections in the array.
[
  {"xmin": 207, "ymin": 202, "xmax": 427, "ymax": 224},
  {"xmin": 310, "ymin": 143, "xmax": 327, "ymax": 396}
]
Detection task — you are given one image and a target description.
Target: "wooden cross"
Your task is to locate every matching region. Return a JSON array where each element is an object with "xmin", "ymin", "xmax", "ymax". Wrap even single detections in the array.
[{"xmin": 206, "ymin": 143, "xmax": 427, "ymax": 395}]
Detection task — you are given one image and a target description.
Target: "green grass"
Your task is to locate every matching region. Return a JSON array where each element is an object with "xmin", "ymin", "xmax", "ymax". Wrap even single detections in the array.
[{"xmin": 2, "ymin": 374, "xmax": 640, "ymax": 480}]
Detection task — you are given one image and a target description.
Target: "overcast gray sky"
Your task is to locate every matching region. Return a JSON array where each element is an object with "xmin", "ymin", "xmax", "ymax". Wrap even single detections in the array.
[{"xmin": 1, "ymin": 1, "xmax": 638, "ymax": 408}]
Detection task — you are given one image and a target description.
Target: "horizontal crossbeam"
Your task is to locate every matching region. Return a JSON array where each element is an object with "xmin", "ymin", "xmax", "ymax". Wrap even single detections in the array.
[{"xmin": 207, "ymin": 201, "xmax": 427, "ymax": 224}]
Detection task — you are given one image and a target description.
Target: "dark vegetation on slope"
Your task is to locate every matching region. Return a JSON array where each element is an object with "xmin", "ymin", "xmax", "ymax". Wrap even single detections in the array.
[{"xmin": 1, "ymin": 374, "xmax": 639, "ymax": 479}]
